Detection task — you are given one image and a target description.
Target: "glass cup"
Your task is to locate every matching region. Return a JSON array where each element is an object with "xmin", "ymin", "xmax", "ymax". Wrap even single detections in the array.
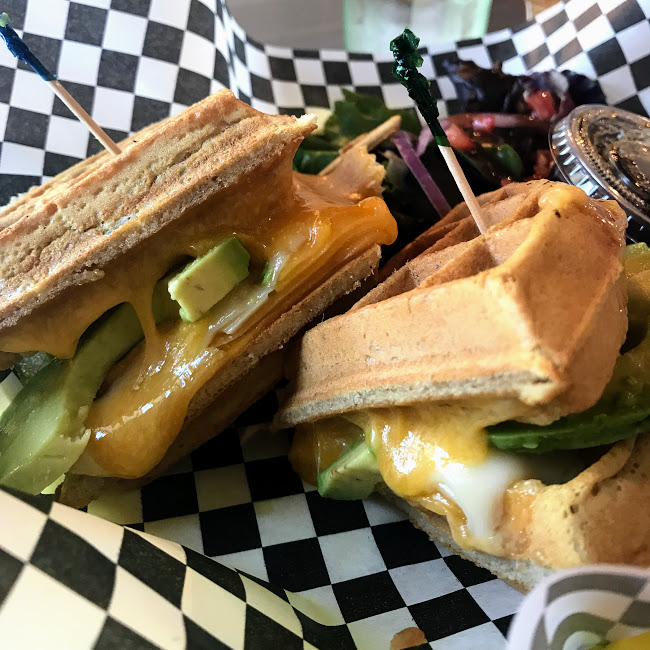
[{"xmin": 342, "ymin": 0, "xmax": 493, "ymax": 52}]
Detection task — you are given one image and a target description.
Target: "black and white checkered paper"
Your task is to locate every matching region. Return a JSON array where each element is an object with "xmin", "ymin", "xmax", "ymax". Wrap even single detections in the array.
[{"xmin": 1, "ymin": 0, "xmax": 650, "ymax": 648}]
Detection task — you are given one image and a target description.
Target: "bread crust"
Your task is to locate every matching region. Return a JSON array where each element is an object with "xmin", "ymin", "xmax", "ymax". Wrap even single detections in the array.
[
  {"xmin": 377, "ymin": 180, "xmax": 553, "ymax": 280},
  {"xmin": 500, "ymin": 434, "xmax": 650, "ymax": 569},
  {"xmin": 276, "ymin": 181, "xmax": 628, "ymax": 428},
  {"xmin": 0, "ymin": 90, "xmax": 315, "ymax": 329},
  {"xmin": 380, "ymin": 489, "xmax": 553, "ymax": 592}
]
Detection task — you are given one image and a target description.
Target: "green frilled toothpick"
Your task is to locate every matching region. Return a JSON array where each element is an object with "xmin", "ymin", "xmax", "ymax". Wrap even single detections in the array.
[
  {"xmin": 391, "ymin": 29, "xmax": 488, "ymax": 233},
  {"xmin": 0, "ymin": 12, "xmax": 120, "ymax": 155}
]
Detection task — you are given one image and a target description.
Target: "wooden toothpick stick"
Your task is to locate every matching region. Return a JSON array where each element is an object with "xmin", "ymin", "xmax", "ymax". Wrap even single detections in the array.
[
  {"xmin": 0, "ymin": 12, "xmax": 121, "ymax": 156},
  {"xmin": 49, "ymin": 80, "xmax": 121, "ymax": 155},
  {"xmin": 390, "ymin": 28, "xmax": 489, "ymax": 233}
]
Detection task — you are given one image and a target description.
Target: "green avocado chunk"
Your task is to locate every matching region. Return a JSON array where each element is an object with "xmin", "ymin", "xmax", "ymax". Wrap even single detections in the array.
[
  {"xmin": 0, "ymin": 283, "xmax": 177, "ymax": 494},
  {"xmin": 317, "ymin": 441, "xmax": 382, "ymax": 500},
  {"xmin": 168, "ymin": 236, "xmax": 250, "ymax": 322},
  {"xmin": 487, "ymin": 407, "xmax": 650, "ymax": 454},
  {"xmin": 488, "ymin": 243, "xmax": 650, "ymax": 454}
]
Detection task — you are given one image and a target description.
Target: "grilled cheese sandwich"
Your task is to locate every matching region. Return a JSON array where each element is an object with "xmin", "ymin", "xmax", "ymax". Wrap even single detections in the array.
[{"xmin": 0, "ymin": 90, "xmax": 397, "ymax": 501}]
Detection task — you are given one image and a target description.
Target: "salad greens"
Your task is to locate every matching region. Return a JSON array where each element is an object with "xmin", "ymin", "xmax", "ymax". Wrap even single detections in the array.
[
  {"xmin": 293, "ymin": 49, "xmax": 607, "ymax": 259},
  {"xmin": 292, "ymin": 88, "xmax": 491, "ymax": 259},
  {"xmin": 293, "ymin": 89, "xmax": 420, "ymax": 174}
]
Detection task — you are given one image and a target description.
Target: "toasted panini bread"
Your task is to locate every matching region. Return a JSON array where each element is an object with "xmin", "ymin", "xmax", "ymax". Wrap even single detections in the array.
[{"xmin": 0, "ymin": 91, "xmax": 398, "ymax": 501}]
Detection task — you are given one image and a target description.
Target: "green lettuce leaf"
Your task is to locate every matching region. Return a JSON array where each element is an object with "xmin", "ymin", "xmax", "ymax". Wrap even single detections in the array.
[{"xmin": 294, "ymin": 90, "xmax": 421, "ymax": 174}]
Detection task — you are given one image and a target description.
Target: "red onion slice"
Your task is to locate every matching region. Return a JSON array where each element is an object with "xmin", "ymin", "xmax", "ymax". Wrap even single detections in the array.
[{"xmin": 392, "ymin": 130, "xmax": 451, "ymax": 218}]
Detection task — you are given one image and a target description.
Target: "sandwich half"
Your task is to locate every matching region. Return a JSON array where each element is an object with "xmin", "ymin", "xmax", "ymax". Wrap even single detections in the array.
[
  {"xmin": 276, "ymin": 180, "xmax": 650, "ymax": 591},
  {"xmin": 0, "ymin": 89, "xmax": 398, "ymax": 506}
]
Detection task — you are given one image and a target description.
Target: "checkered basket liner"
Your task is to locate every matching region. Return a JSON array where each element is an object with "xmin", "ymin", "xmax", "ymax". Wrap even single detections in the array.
[
  {"xmin": 508, "ymin": 565, "xmax": 650, "ymax": 650},
  {"xmin": 1, "ymin": 0, "xmax": 650, "ymax": 647}
]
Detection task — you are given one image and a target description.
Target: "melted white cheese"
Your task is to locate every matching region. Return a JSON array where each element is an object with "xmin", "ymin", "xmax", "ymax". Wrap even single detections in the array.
[
  {"xmin": 429, "ymin": 448, "xmax": 585, "ymax": 543},
  {"xmin": 431, "ymin": 449, "xmax": 532, "ymax": 540}
]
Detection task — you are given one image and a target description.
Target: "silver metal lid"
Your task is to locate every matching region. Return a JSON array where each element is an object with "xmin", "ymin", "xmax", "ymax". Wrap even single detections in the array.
[{"xmin": 550, "ymin": 105, "xmax": 650, "ymax": 242}]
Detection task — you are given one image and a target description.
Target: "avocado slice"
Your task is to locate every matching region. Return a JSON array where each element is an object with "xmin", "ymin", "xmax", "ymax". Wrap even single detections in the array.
[
  {"xmin": 317, "ymin": 442, "xmax": 382, "ymax": 500},
  {"xmin": 487, "ymin": 406, "xmax": 650, "ymax": 453},
  {"xmin": 0, "ymin": 283, "xmax": 178, "ymax": 494},
  {"xmin": 488, "ymin": 329, "xmax": 650, "ymax": 454},
  {"xmin": 168, "ymin": 236, "xmax": 250, "ymax": 322}
]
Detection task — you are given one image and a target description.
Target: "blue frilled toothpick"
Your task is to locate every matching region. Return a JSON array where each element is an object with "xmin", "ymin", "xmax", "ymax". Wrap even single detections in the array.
[{"xmin": 0, "ymin": 12, "xmax": 121, "ymax": 155}]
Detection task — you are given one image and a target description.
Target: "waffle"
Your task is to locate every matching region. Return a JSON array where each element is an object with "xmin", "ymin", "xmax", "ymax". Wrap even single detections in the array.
[{"xmin": 277, "ymin": 180, "xmax": 628, "ymax": 428}]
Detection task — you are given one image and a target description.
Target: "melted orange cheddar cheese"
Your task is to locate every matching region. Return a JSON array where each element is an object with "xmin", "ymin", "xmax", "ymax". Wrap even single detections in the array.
[
  {"xmin": 79, "ymin": 195, "xmax": 395, "ymax": 479},
  {"xmin": 1, "ymin": 148, "xmax": 397, "ymax": 481},
  {"xmin": 292, "ymin": 401, "xmax": 540, "ymax": 555}
]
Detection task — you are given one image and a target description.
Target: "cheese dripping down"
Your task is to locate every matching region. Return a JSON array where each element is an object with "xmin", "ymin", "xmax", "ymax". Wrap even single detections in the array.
[
  {"xmin": 68, "ymin": 152, "xmax": 397, "ymax": 479},
  {"xmin": 351, "ymin": 402, "xmax": 531, "ymax": 553},
  {"xmin": 292, "ymin": 403, "xmax": 586, "ymax": 555}
]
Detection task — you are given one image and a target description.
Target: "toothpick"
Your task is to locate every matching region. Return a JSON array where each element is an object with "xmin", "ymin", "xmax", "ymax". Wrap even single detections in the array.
[
  {"xmin": 438, "ymin": 147, "xmax": 486, "ymax": 229},
  {"xmin": 390, "ymin": 28, "xmax": 489, "ymax": 234},
  {"xmin": 0, "ymin": 13, "xmax": 121, "ymax": 156},
  {"xmin": 49, "ymin": 80, "xmax": 121, "ymax": 155}
]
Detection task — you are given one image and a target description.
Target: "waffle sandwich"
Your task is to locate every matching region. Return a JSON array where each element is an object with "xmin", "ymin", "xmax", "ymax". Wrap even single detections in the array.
[{"xmin": 276, "ymin": 180, "xmax": 650, "ymax": 590}]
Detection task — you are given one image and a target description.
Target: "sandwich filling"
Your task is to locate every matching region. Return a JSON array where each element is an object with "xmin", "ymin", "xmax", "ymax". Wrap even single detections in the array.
[
  {"xmin": 291, "ymin": 402, "xmax": 586, "ymax": 556},
  {"xmin": 0, "ymin": 144, "xmax": 397, "ymax": 490},
  {"xmin": 285, "ymin": 183, "xmax": 650, "ymax": 567},
  {"xmin": 76, "ymin": 154, "xmax": 397, "ymax": 479}
]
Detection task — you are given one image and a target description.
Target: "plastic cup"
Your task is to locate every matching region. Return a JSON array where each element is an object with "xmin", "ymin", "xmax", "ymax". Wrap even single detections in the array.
[{"xmin": 342, "ymin": 0, "xmax": 493, "ymax": 52}]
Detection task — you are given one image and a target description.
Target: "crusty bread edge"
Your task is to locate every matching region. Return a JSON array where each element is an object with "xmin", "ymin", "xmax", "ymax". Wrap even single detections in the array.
[
  {"xmin": 379, "ymin": 488, "xmax": 553, "ymax": 593},
  {"xmin": 58, "ymin": 245, "xmax": 382, "ymax": 507},
  {"xmin": 275, "ymin": 370, "xmax": 554, "ymax": 428},
  {"xmin": 0, "ymin": 92, "xmax": 315, "ymax": 329}
]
